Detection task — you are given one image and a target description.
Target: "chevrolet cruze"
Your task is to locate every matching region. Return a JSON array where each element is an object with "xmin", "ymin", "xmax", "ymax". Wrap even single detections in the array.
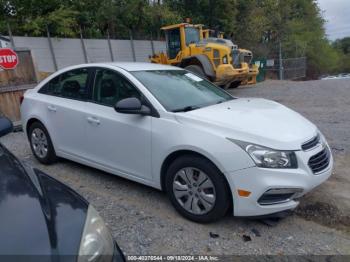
[{"xmin": 21, "ymin": 63, "xmax": 333, "ymax": 223}]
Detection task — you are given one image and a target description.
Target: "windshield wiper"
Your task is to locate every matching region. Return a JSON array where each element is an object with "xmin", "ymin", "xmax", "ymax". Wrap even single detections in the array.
[{"xmin": 172, "ymin": 105, "xmax": 200, "ymax": 112}]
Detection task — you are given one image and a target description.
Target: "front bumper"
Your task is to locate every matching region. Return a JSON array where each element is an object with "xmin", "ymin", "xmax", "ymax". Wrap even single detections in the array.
[
  {"xmin": 215, "ymin": 64, "xmax": 249, "ymax": 85},
  {"xmin": 225, "ymin": 145, "xmax": 333, "ymax": 217}
]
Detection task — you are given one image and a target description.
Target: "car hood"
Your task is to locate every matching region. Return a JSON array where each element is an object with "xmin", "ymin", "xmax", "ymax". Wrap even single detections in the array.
[
  {"xmin": 176, "ymin": 98, "xmax": 317, "ymax": 150},
  {"xmin": 0, "ymin": 144, "xmax": 88, "ymax": 258}
]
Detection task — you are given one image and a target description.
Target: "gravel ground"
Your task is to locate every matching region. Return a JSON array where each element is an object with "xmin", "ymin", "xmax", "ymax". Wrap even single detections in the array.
[{"xmin": 1, "ymin": 79, "xmax": 350, "ymax": 256}]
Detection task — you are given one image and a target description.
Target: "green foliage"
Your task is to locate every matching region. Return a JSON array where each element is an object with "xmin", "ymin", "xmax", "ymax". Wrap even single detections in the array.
[
  {"xmin": 22, "ymin": 7, "xmax": 78, "ymax": 37},
  {"xmin": 333, "ymin": 37, "xmax": 350, "ymax": 54},
  {"xmin": 1, "ymin": 0, "xmax": 348, "ymax": 76},
  {"xmin": 333, "ymin": 37, "xmax": 350, "ymax": 73}
]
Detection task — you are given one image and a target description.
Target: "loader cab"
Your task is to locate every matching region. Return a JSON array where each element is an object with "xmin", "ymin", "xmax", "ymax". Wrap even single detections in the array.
[
  {"xmin": 165, "ymin": 27, "xmax": 181, "ymax": 59},
  {"xmin": 162, "ymin": 23, "xmax": 201, "ymax": 60}
]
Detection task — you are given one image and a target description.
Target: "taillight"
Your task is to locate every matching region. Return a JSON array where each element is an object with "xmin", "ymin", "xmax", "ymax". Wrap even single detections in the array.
[{"xmin": 20, "ymin": 95, "xmax": 24, "ymax": 105}]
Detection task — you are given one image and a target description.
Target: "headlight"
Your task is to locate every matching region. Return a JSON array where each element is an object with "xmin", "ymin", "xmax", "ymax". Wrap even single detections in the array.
[
  {"xmin": 78, "ymin": 205, "xmax": 114, "ymax": 262},
  {"xmin": 228, "ymin": 139, "xmax": 298, "ymax": 168}
]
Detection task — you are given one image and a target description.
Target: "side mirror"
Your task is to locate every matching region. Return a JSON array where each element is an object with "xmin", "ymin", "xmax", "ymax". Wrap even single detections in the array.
[
  {"xmin": 0, "ymin": 117, "xmax": 13, "ymax": 138},
  {"xmin": 114, "ymin": 97, "xmax": 151, "ymax": 116}
]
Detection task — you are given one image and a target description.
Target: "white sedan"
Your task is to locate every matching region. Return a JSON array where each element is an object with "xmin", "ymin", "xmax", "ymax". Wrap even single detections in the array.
[{"xmin": 21, "ymin": 62, "xmax": 333, "ymax": 222}]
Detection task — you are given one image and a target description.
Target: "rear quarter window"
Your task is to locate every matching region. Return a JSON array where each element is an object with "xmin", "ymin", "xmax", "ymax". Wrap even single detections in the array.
[{"xmin": 39, "ymin": 68, "xmax": 90, "ymax": 100}]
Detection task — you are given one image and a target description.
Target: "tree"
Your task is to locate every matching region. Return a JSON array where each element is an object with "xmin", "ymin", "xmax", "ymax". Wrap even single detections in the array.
[
  {"xmin": 333, "ymin": 37, "xmax": 350, "ymax": 73},
  {"xmin": 1, "ymin": 0, "xmax": 346, "ymax": 77},
  {"xmin": 1, "ymin": 0, "xmax": 79, "ymax": 37}
]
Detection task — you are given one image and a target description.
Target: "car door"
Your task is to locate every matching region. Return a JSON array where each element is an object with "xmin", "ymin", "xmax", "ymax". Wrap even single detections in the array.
[
  {"xmin": 37, "ymin": 67, "xmax": 92, "ymax": 158},
  {"xmin": 84, "ymin": 68, "xmax": 152, "ymax": 181}
]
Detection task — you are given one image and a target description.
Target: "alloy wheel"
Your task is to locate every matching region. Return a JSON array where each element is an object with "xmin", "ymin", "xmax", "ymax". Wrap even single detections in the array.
[{"xmin": 31, "ymin": 128, "xmax": 48, "ymax": 159}]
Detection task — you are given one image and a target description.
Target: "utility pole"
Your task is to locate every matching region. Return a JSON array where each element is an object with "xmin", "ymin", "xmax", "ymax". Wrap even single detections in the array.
[
  {"xmin": 7, "ymin": 23, "xmax": 15, "ymax": 48},
  {"xmin": 80, "ymin": 26, "xmax": 88, "ymax": 63},
  {"xmin": 107, "ymin": 29, "xmax": 114, "ymax": 62},
  {"xmin": 129, "ymin": 30, "xmax": 136, "ymax": 62},
  {"xmin": 279, "ymin": 41, "xmax": 283, "ymax": 80},
  {"xmin": 46, "ymin": 25, "xmax": 58, "ymax": 71}
]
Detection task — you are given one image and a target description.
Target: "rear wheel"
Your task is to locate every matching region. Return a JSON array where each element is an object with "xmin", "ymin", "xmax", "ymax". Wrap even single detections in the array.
[
  {"xmin": 28, "ymin": 122, "xmax": 57, "ymax": 165},
  {"xmin": 165, "ymin": 155, "xmax": 231, "ymax": 223},
  {"xmin": 184, "ymin": 65, "xmax": 208, "ymax": 80}
]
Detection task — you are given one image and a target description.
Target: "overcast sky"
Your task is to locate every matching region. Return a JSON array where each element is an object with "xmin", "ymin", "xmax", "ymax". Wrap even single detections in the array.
[{"xmin": 317, "ymin": 0, "xmax": 350, "ymax": 40}]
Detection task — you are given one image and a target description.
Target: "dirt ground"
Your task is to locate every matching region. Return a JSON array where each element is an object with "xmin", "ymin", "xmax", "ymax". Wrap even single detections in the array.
[{"xmin": 1, "ymin": 79, "xmax": 350, "ymax": 256}]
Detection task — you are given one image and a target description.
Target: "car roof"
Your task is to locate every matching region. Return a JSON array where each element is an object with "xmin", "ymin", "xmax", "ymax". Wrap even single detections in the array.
[{"xmin": 93, "ymin": 62, "xmax": 182, "ymax": 72}]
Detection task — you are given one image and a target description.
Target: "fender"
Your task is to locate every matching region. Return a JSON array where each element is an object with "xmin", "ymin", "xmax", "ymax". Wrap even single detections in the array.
[{"xmin": 180, "ymin": 55, "xmax": 216, "ymax": 79}]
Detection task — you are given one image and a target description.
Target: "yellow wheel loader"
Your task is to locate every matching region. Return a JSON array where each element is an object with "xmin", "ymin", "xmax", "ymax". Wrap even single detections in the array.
[
  {"xmin": 199, "ymin": 27, "xmax": 259, "ymax": 85},
  {"xmin": 150, "ymin": 23, "xmax": 249, "ymax": 88},
  {"xmin": 201, "ymin": 28, "xmax": 224, "ymax": 39},
  {"xmin": 237, "ymin": 48, "xmax": 259, "ymax": 85}
]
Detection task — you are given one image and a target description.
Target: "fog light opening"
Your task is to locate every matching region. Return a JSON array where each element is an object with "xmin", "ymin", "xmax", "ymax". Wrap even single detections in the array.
[{"xmin": 258, "ymin": 188, "xmax": 303, "ymax": 205}]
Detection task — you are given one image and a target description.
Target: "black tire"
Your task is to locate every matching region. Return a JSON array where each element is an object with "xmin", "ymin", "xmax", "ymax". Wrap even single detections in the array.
[
  {"xmin": 165, "ymin": 155, "xmax": 231, "ymax": 223},
  {"xmin": 184, "ymin": 65, "xmax": 208, "ymax": 80},
  {"xmin": 229, "ymin": 81, "xmax": 241, "ymax": 89},
  {"xmin": 28, "ymin": 122, "xmax": 57, "ymax": 165}
]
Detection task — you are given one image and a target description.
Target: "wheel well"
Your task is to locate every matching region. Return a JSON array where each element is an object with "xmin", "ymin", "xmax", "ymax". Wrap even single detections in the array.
[
  {"xmin": 180, "ymin": 55, "xmax": 216, "ymax": 80},
  {"xmin": 26, "ymin": 118, "xmax": 43, "ymax": 137},
  {"xmin": 160, "ymin": 150, "xmax": 233, "ymax": 208},
  {"xmin": 181, "ymin": 58, "xmax": 203, "ymax": 69}
]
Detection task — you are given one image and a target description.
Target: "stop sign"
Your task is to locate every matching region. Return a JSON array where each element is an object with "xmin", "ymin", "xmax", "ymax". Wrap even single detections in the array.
[{"xmin": 0, "ymin": 48, "xmax": 19, "ymax": 70}]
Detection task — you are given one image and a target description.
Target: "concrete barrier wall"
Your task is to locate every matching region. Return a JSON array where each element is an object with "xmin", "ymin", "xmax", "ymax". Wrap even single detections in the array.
[
  {"xmin": 113, "ymin": 40, "xmax": 134, "ymax": 62},
  {"xmin": 12, "ymin": 36, "xmax": 166, "ymax": 72},
  {"xmin": 13, "ymin": 37, "xmax": 56, "ymax": 72}
]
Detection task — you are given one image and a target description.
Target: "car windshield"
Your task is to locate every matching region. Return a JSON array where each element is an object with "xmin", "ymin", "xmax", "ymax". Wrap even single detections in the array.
[{"xmin": 131, "ymin": 70, "xmax": 234, "ymax": 112}]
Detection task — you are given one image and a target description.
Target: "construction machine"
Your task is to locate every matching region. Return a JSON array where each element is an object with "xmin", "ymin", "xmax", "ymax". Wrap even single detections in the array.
[
  {"xmin": 150, "ymin": 23, "xmax": 249, "ymax": 88},
  {"xmin": 237, "ymin": 48, "xmax": 259, "ymax": 85},
  {"xmin": 201, "ymin": 28, "xmax": 224, "ymax": 39},
  {"xmin": 200, "ymin": 27, "xmax": 259, "ymax": 85},
  {"xmin": 202, "ymin": 29, "xmax": 211, "ymax": 39}
]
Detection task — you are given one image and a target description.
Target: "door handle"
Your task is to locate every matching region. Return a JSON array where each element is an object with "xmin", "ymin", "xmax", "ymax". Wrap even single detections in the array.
[
  {"xmin": 87, "ymin": 116, "xmax": 100, "ymax": 125},
  {"xmin": 47, "ymin": 105, "xmax": 57, "ymax": 112}
]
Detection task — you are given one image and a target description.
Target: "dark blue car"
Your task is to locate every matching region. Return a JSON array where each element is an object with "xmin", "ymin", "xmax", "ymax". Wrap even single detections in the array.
[{"xmin": 0, "ymin": 117, "xmax": 124, "ymax": 262}]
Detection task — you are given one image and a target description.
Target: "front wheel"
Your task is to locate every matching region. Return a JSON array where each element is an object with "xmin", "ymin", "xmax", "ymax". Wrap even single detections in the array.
[{"xmin": 165, "ymin": 155, "xmax": 231, "ymax": 223}]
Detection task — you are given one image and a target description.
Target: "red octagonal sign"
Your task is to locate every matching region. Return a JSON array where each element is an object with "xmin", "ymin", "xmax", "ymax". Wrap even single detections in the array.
[{"xmin": 0, "ymin": 48, "xmax": 19, "ymax": 70}]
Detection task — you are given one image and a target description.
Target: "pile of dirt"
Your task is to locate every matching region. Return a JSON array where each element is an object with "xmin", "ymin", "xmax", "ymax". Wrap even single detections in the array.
[{"xmin": 296, "ymin": 201, "xmax": 350, "ymax": 232}]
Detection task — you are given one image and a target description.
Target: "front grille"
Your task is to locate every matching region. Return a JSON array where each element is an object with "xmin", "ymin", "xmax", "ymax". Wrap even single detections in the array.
[
  {"xmin": 243, "ymin": 56, "xmax": 252, "ymax": 63},
  {"xmin": 302, "ymin": 134, "xmax": 320, "ymax": 151},
  {"xmin": 308, "ymin": 147, "xmax": 330, "ymax": 174}
]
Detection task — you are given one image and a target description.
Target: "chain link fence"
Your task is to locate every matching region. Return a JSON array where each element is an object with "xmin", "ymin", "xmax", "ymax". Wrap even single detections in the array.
[
  {"xmin": 282, "ymin": 57, "xmax": 307, "ymax": 79},
  {"xmin": 264, "ymin": 57, "xmax": 306, "ymax": 80}
]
